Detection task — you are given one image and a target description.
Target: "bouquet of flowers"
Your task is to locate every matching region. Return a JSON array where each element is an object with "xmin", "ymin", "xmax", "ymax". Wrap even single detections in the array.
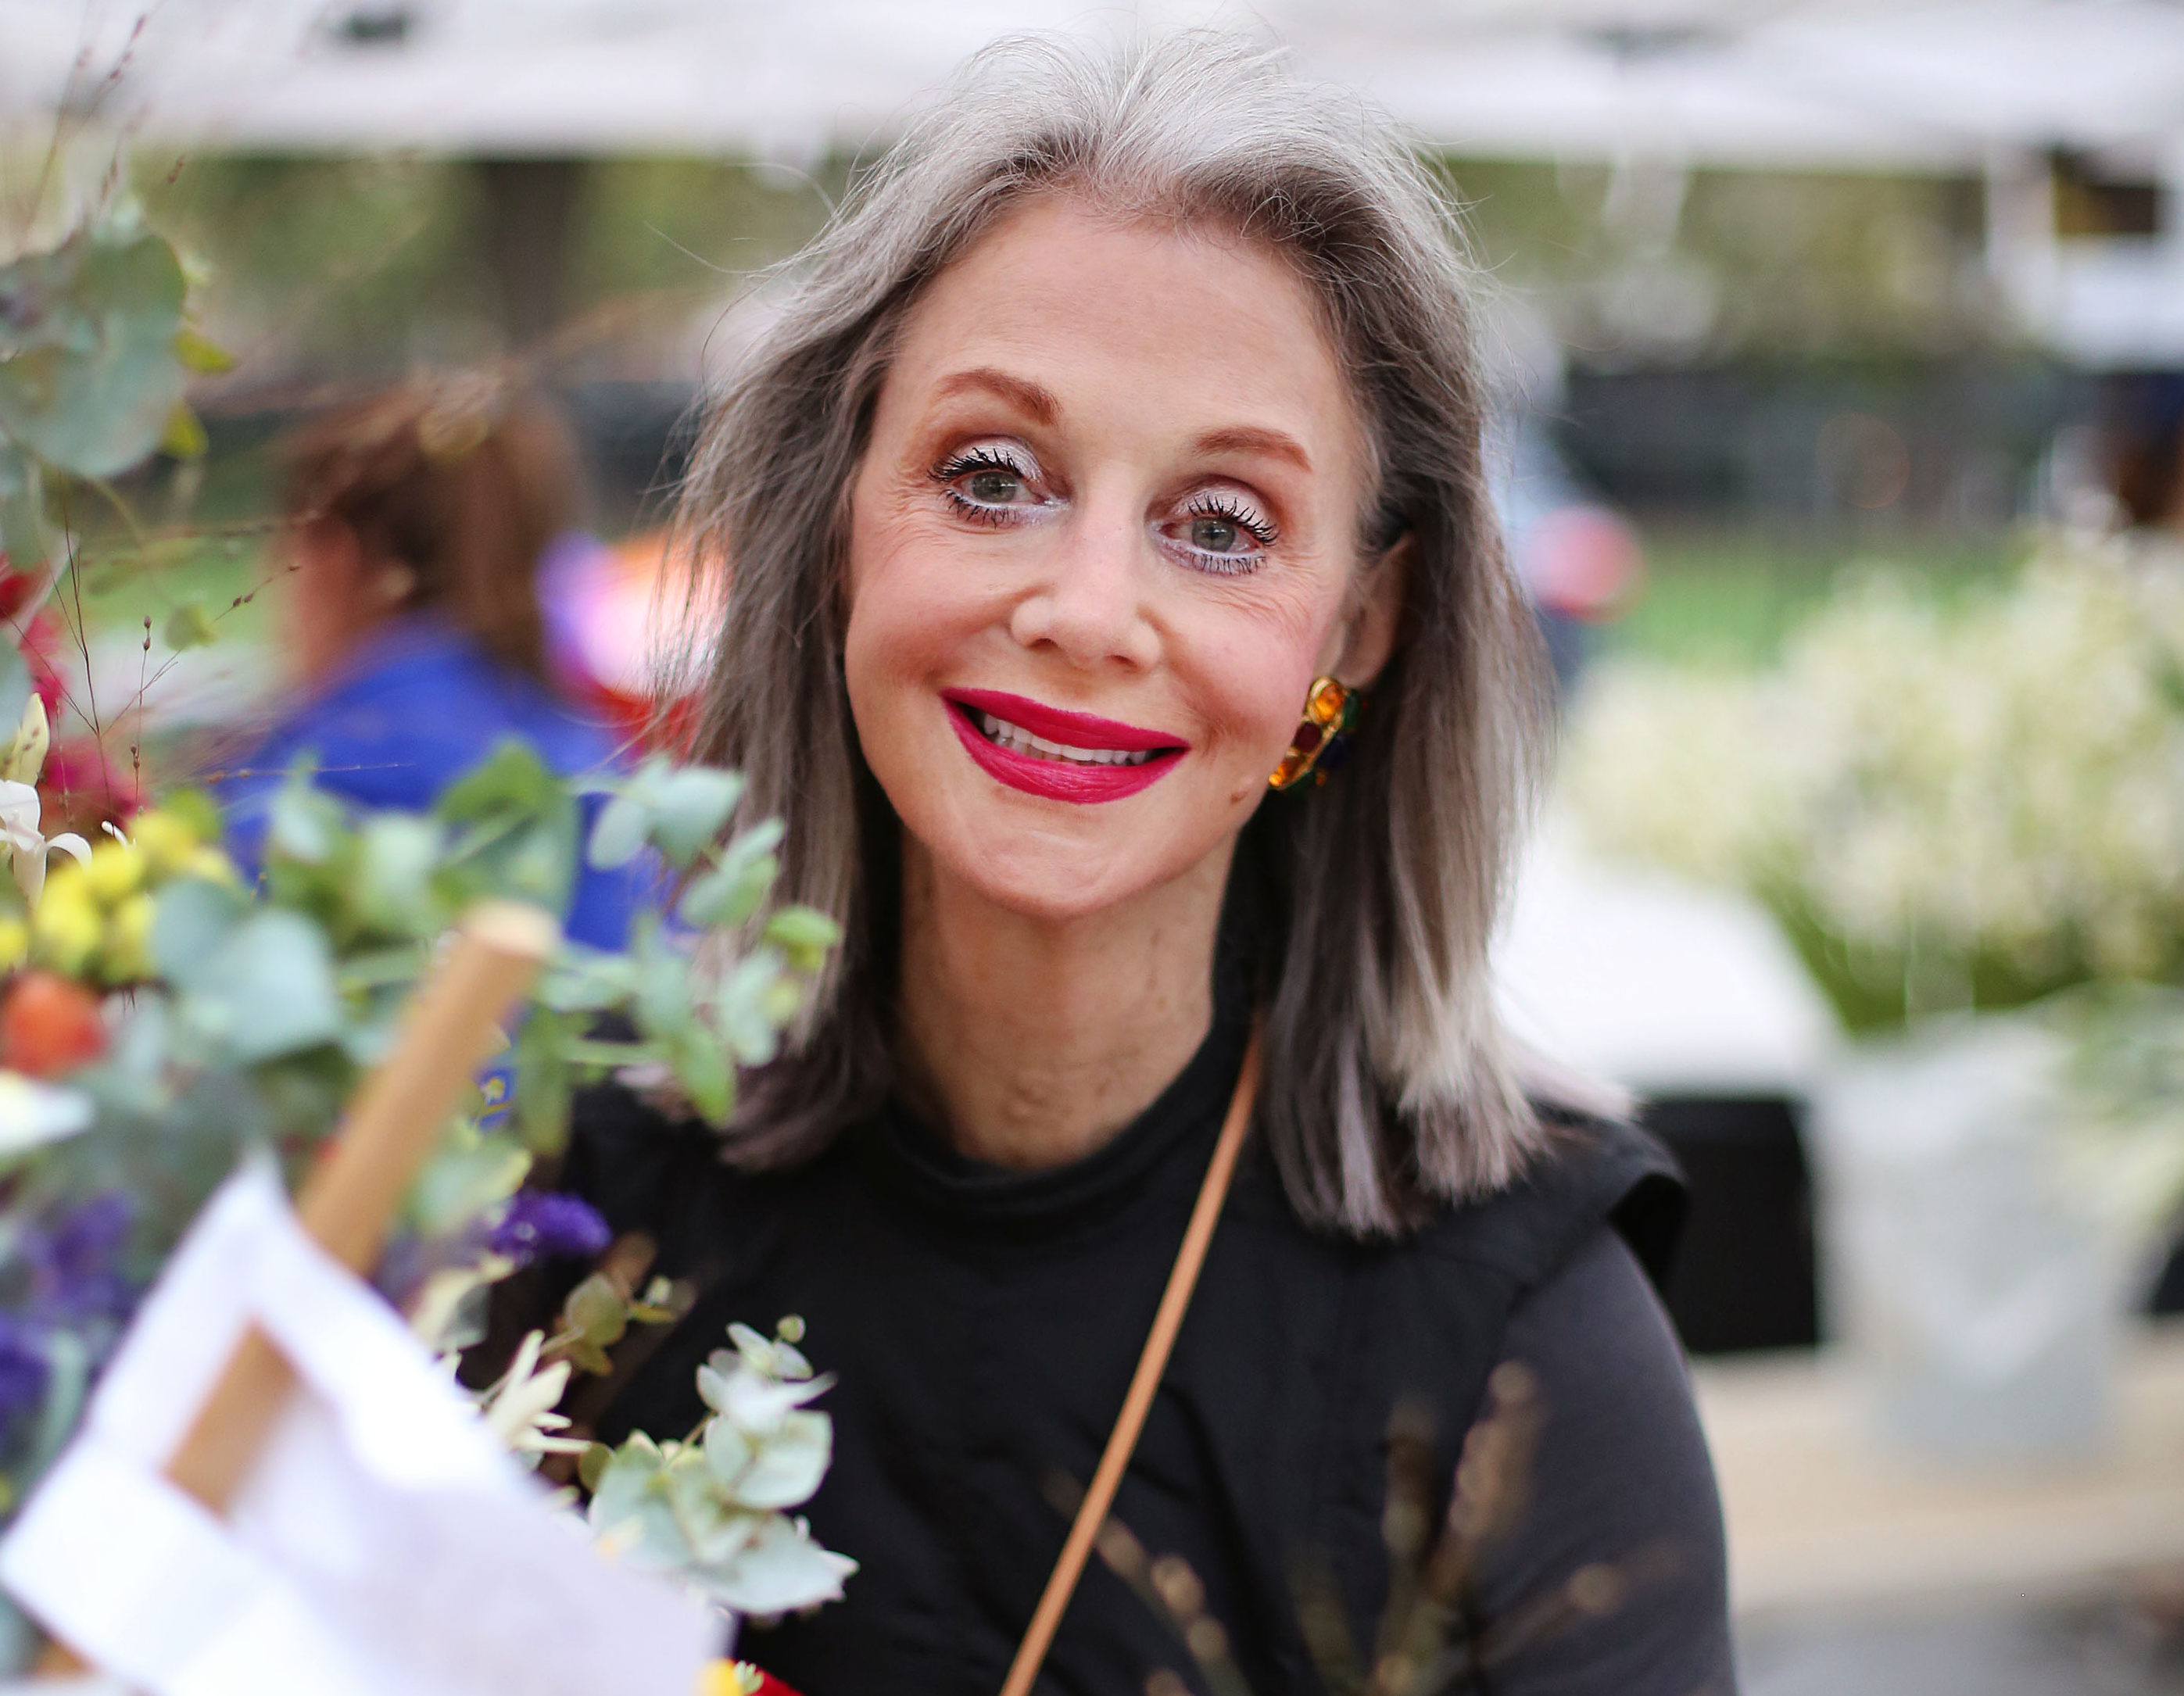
[
  {"xmin": 0, "ymin": 208, "xmax": 850, "ymax": 1682},
  {"xmin": 1563, "ymin": 541, "xmax": 2184, "ymax": 1243},
  {"xmin": 1565, "ymin": 543, "xmax": 2184, "ymax": 1030}
]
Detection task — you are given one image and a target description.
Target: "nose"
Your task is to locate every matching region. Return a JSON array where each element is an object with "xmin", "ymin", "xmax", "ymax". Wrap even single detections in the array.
[{"xmin": 1007, "ymin": 495, "xmax": 1159, "ymax": 671}]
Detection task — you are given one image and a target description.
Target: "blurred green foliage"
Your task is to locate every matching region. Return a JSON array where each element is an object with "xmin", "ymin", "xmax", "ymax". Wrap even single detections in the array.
[
  {"xmin": 1442, "ymin": 157, "xmax": 1996, "ymax": 363},
  {"xmin": 1606, "ymin": 522, "xmax": 2027, "ymax": 667},
  {"xmin": 138, "ymin": 152, "xmax": 847, "ymax": 373}
]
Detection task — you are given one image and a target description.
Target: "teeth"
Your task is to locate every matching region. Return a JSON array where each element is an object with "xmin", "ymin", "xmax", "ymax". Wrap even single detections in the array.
[{"xmin": 977, "ymin": 710, "xmax": 1155, "ymax": 767}]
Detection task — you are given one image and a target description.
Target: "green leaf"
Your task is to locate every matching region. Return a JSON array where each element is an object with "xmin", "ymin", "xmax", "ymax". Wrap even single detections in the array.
[
  {"xmin": 646, "ymin": 766, "xmax": 743, "ymax": 868},
  {"xmin": 631, "ymin": 925, "xmax": 693, "ymax": 1041},
  {"xmin": 538, "ymin": 946, "xmax": 638, "ymax": 1014},
  {"xmin": 588, "ymin": 790, "xmax": 651, "ymax": 870},
  {"xmin": 158, "ymin": 400, "xmax": 207, "ymax": 460},
  {"xmin": 672, "ymin": 1023, "xmax": 733, "ymax": 1125},
  {"xmin": 513, "ymin": 1005, "xmax": 573, "ymax": 1154},
  {"xmin": 149, "ymin": 875, "xmax": 247, "ymax": 986},
  {"xmin": 173, "ymin": 326, "xmax": 235, "ymax": 374},
  {"xmin": 714, "ymin": 950, "xmax": 786, "ymax": 1068},
  {"xmin": 184, "ymin": 911, "xmax": 344, "ymax": 1063},
  {"xmin": 0, "ymin": 221, "xmax": 188, "ymax": 478},
  {"xmin": 678, "ymin": 818, "xmax": 784, "ymax": 929},
  {"xmin": 564, "ymin": 1339, "xmax": 614, "ymax": 1377},
  {"xmin": 563, "ymin": 1272, "xmax": 628, "ymax": 1351},
  {"xmin": 267, "ymin": 762, "xmax": 346, "ymax": 865},
  {"xmin": 0, "ymin": 448, "xmax": 46, "ymax": 575},
  {"xmin": 437, "ymin": 741, "xmax": 575, "ymax": 912},
  {"xmin": 410, "ymin": 1129, "xmax": 530, "ymax": 1238},
  {"xmin": 161, "ymin": 599, "xmax": 217, "ymax": 651},
  {"xmin": 352, "ymin": 812, "xmax": 442, "ymax": 936},
  {"xmin": 763, "ymin": 905, "xmax": 840, "ymax": 974},
  {"xmin": 438, "ymin": 739, "xmax": 559, "ymax": 825}
]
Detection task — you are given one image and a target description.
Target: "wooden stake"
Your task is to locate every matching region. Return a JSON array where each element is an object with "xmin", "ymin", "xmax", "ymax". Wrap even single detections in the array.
[{"xmin": 34, "ymin": 899, "xmax": 560, "ymax": 1676}]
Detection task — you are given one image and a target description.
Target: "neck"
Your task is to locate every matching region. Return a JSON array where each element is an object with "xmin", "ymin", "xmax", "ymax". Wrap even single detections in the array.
[{"xmin": 895, "ymin": 836, "xmax": 1231, "ymax": 1170}]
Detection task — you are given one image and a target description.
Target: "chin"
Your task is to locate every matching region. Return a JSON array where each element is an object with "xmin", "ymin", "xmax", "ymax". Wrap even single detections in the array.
[{"xmin": 942, "ymin": 828, "xmax": 1155, "ymax": 922}]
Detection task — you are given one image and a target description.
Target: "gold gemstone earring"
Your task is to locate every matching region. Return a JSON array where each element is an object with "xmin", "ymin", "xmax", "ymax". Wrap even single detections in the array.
[{"xmin": 1269, "ymin": 675, "xmax": 1360, "ymax": 790}]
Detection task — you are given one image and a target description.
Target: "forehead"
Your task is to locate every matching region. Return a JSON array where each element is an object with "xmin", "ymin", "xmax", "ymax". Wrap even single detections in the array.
[{"xmin": 884, "ymin": 196, "xmax": 1365, "ymax": 471}]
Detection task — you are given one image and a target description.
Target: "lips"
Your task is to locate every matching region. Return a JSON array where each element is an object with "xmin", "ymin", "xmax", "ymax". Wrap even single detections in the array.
[{"xmin": 943, "ymin": 687, "xmax": 1187, "ymax": 804}]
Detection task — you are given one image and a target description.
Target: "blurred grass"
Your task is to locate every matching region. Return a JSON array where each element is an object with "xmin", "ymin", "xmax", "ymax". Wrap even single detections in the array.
[
  {"xmin": 1603, "ymin": 523, "xmax": 2028, "ymax": 668},
  {"xmin": 69, "ymin": 536, "xmax": 280, "ymax": 647}
]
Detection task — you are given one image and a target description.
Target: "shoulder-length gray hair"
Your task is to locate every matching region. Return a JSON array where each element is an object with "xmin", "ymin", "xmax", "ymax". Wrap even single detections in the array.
[{"xmin": 675, "ymin": 30, "xmax": 1560, "ymax": 1237}]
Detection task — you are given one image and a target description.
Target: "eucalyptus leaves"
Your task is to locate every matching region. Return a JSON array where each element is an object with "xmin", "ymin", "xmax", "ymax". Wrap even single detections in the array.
[
  {"xmin": 2, "ymin": 208, "xmax": 221, "ymax": 740},
  {"xmin": 583, "ymin": 1317, "xmax": 857, "ymax": 1618}
]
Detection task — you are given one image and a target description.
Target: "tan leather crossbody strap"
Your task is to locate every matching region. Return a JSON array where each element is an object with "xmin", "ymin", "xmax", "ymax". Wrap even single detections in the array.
[{"xmin": 998, "ymin": 1026, "xmax": 1263, "ymax": 1696}]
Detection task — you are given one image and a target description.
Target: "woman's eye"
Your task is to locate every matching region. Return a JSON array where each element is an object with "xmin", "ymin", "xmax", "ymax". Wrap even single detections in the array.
[
  {"xmin": 1165, "ymin": 495, "xmax": 1276, "ymax": 572},
  {"xmin": 933, "ymin": 448, "xmax": 1040, "ymax": 522},
  {"xmin": 966, "ymin": 467, "xmax": 1022, "ymax": 505},
  {"xmin": 1190, "ymin": 515, "xmax": 1244, "ymax": 554}
]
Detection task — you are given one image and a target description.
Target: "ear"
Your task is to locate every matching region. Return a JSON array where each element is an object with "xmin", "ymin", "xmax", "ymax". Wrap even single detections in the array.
[{"xmin": 1327, "ymin": 531, "xmax": 1412, "ymax": 689}]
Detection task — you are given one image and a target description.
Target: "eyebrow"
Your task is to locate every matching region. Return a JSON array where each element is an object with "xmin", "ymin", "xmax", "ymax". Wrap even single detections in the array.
[
  {"xmin": 1190, "ymin": 425, "xmax": 1313, "ymax": 474},
  {"xmin": 933, "ymin": 367, "xmax": 1061, "ymax": 425}
]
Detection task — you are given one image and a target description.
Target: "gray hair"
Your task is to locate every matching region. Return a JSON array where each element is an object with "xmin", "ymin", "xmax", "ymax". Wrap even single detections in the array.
[{"xmin": 675, "ymin": 30, "xmax": 1559, "ymax": 1236}]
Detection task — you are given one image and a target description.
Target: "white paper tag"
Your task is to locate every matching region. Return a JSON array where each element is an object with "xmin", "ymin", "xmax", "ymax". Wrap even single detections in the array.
[{"xmin": 0, "ymin": 1163, "xmax": 718, "ymax": 1696}]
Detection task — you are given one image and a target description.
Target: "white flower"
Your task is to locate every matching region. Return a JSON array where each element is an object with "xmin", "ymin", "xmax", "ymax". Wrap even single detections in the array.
[
  {"xmin": 0, "ymin": 778, "xmax": 90, "ymax": 905},
  {"xmin": 0, "ymin": 1068, "xmax": 93, "ymax": 1154},
  {"xmin": 478, "ymin": 1329, "xmax": 586, "ymax": 1462},
  {"xmin": 1565, "ymin": 542, "xmax": 2184, "ymax": 1012}
]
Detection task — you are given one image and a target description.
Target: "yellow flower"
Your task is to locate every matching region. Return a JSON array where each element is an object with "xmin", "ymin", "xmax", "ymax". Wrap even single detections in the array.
[
  {"xmin": 181, "ymin": 845, "xmax": 239, "ymax": 887},
  {"xmin": 104, "ymin": 892, "xmax": 156, "ymax": 982},
  {"xmin": 30, "ymin": 869, "xmax": 101, "ymax": 978},
  {"xmin": 0, "ymin": 918, "xmax": 27, "ymax": 972},
  {"xmin": 82, "ymin": 839, "xmax": 144, "ymax": 906},
  {"xmin": 130, "ymin": 809, "xmax": 200, "ymax": 878}
]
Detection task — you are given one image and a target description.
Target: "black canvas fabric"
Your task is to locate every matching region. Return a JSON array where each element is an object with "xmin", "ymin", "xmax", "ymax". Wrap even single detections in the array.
[{"xmin": 560, "ymin": 984, "xmax": 1733, "ymax": 1696}]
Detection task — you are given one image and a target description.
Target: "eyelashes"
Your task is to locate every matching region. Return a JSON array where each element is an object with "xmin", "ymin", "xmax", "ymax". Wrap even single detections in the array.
[
  {"xmin": 932, "ymin": 445, "xmax": 1036, "ymax": 525},
  {"xmin": 929, "ymin": 443, "xmax": 1280, "ymax": 574},
  {"xmin": 1176, "ymin": 492, "xmax": 1277, "ymax": 574}
]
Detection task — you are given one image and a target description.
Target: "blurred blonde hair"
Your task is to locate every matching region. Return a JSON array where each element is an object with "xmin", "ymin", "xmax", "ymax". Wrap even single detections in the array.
[{"xmin": 675, "ymin": 30, "xmax": 1559, "ymax": 1236}]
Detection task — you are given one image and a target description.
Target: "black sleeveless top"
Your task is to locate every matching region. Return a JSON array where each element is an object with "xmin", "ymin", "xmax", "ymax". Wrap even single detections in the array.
[{"xmin": 558, "ymin": 989, "xmax": 1733, "ymax": 1695}]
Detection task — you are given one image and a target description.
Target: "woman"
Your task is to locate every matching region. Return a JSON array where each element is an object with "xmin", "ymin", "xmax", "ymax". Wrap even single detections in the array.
[
  {"xmin": 564, "ymin": 34, "xmax": 1731, "ymax": 1695},
  {"xmin": 216, "ymin": 380, "xmax": 645, "ymax": 950}
]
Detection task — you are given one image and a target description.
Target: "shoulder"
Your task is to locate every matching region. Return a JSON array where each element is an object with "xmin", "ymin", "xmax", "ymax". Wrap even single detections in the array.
[
  {"xmin": 1413, "ymin": 1111, "xmax": 1687, "ymax": 1299},
  {"xmin": 1466, "ymin": 1226, "xmax": 1736, "ymax": 1694}
]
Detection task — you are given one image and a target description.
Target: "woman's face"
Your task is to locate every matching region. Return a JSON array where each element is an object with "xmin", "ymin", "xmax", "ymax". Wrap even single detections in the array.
[{"xmin": 845, "ymin": 196, "xmax": 1398, "ymax": 923}]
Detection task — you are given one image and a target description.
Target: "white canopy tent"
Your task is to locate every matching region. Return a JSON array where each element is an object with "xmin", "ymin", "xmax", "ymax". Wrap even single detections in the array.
[{"xmin": 0, "ymin": 0, "xmax": 2179, "ymax": 173}]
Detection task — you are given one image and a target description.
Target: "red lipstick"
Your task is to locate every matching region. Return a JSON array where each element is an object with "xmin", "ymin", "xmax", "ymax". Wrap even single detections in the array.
[{"xmin": 943, "ymin": 688, "xmax": 1187, "ymax": 805}]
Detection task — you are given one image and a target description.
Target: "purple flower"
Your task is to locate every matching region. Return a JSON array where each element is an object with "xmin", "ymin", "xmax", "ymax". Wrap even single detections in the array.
[
  {"xmin": 26, "ymin": 1193, "xmax": 134, "ymax": 1327},
  {"xmin": 0, "ymin": 1315, "xmax": 48, "ymax": 1445},
  {"xmin": 486, "ymin": 1192, "xmax": 610, "ymax": 1268}
]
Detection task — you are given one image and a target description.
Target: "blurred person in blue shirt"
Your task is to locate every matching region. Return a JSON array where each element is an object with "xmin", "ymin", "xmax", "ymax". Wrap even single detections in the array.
[{"xmin": 215, "ymin": 377, "xmax": 647, "ymax": 952}]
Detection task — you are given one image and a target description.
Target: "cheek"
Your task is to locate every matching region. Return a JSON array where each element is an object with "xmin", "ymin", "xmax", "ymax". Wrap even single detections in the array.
[
  {"xmin": 1178, "ymin": 583, "xmax": 1339, "ymax": 766},
  {"xmin": 843, "ymin": 502, "xmax": 986, "ymax": 701}
]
